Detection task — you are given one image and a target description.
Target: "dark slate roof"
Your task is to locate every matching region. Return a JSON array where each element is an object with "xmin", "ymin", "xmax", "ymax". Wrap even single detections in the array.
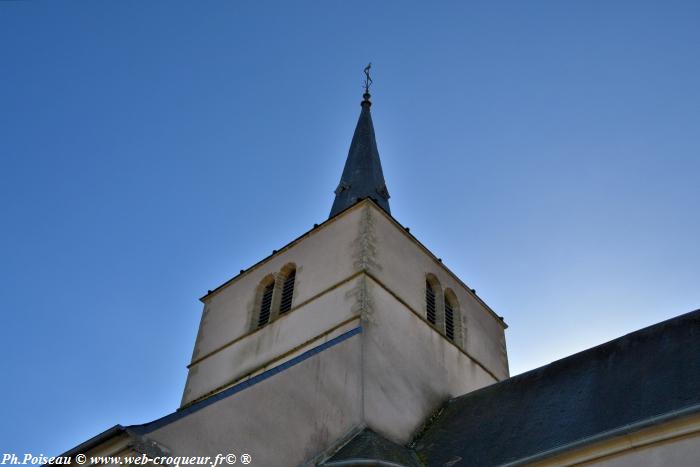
[
  {"xmin": 329, "ymin": 95, "xmax": 390, "ymax": 218},
  {"xmin": 413, "ymin": 308, "xmax": 700, "ymax": 466},
  {"xmin": 324, "ymin": 428, "xmax": 421, "ymax": 467}
]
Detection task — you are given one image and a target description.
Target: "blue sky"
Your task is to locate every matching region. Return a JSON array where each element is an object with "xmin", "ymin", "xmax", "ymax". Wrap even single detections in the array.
[{"xmin": 1, "ymin": 0, "xmax": 699, "ymax": 457}]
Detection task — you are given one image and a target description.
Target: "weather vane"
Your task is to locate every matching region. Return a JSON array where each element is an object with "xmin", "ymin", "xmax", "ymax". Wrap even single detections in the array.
[{"xmin": 363, "ymin": 63, "xmax": 373, "ymax": 94}]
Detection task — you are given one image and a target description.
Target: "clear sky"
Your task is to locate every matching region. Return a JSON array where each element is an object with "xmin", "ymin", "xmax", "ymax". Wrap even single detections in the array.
[{"xmin": 1, "ymin": 0, "xmax": 699, "ymax": 457}]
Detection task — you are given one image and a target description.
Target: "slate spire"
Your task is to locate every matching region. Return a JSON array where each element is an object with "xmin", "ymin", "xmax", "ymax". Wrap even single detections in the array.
[{"xmin": 329, "ymin": 80, "xmax": 391, "ymax": 218}]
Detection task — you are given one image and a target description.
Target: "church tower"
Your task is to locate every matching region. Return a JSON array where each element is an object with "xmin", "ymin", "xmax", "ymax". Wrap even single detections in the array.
[
  {"xmin": 62, "ymin": 72, "xmax": 509, "ymax": 467},
  {"xmin": 169, "ymin": 76, "xmax": 508, "ymax": 464},
  {"xmin": 60, "ymin": 69, "xmax": 700, "ymax": 467}
]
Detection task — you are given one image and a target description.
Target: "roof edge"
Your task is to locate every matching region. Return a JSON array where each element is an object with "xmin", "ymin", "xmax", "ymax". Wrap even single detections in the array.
[
  {"xmin": 322, "ymin": 460, "xmax": 410, "ymax": 467},
  {"xmin": 448, "ymin": 308, "xmax": 700, "ymax": 407},
  {"xmin": 503, "ymin": 402, "xmax": 700, "ymax": 466},
  {"xmin": 199, "ymin": 197, "xmax": 506, "ymax": 329},
  {"xmin": 131, "ymin": 326, "xmax": 363, "ymax": 435},
  {"xmin": 199, "ymin": 199, "xmax": 369, "ymax": 302},
  {"xmin": 58, "ymin": 425, "xmax": 126, "ymax": 458}
]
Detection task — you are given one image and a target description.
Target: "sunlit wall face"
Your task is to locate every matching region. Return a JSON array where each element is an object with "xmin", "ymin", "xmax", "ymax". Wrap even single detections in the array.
[{"xmin": 1, "ymin": 0, "xmax": 699, "ymax": 457}]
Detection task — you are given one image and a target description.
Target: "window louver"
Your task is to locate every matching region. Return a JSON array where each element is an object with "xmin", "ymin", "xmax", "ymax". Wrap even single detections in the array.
[
  {"xmin": 258, "ymin": 283, "xmax": 274, "ymax": 328},
  {"xmin": 426, "ymin": 282, "xmax": 436, "ymax": 324},
  {"xmin": 279, "ymin": 271, "xmax": 295, "ymax": 314},
  {"xmin": 445, "ymin": 300, "xmax": 455, "ymax": 341}
]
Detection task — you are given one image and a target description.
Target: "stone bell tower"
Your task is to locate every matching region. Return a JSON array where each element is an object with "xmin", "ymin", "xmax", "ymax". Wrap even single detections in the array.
[
  {"xmin": 166, "ymin": 75, "xmax": 509, "ymax": 464},
  {"xmin": 60, "ymin": 67, "xmax": 700, "ymax": 467},
  {"xmin": 62, "ymin": 72, "xmax": 509, "ymax": 467}
]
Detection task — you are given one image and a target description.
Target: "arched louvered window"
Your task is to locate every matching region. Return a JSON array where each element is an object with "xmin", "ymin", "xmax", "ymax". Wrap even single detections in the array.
[
  {"xmin": 279, "ymin": 269, "xmax": 296, "ymax": 314},
  {"xmin": 445, "ymin": 297, "xmax": 455, "ymax": 341},
  {"xmin": 426, "ymin": 280, "xmax": 437, "ymax": 324},
  {"xmin": 257, "ymin": 282, "xmax": 274, "ymax": 328}
]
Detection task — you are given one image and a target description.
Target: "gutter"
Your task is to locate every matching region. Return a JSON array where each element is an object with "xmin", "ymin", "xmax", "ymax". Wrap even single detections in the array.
[{"xmin": 502, "ymin": 402, "xmax": 700, "ymax": 466}]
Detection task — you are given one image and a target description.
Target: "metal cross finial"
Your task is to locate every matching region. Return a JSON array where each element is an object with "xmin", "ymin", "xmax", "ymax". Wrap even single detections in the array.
[{"xmin": 363, "ymin": 63, "xmax": 373, "ymax": 94}]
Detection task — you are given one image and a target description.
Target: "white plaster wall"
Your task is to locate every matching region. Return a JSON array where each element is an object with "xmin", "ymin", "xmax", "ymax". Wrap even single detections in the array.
[
  {"xmin": 192, "ymin": 207, "xmax": 363, "ymax": 360},
  {"xmin": 171, "ymin": 199, "xmax": 511, "ymax": 458},
  {"xmin": 185, "ymin": 200, "xmax": 508, "ymax": 406},
  {"xmin": 182, "ymin": 277, "xmax": 362, "ymax": 404},
  {"xmin": 362, "ymin": 277, "xmax": 498, "ymax": 444},
  {"xmin": 183, "ymin": 207, "xmax": 364, "ymax": 404},
  {"xmin": 150, "ymin": 334, "xmax": 363, "ymax": 467},
  {"xmin": 369, "ymin": 204, "xmax": 509, "ymax": 379},
  {"xmin": 69, "ymin": 200, "xmax": 516, "ymax": 466}
]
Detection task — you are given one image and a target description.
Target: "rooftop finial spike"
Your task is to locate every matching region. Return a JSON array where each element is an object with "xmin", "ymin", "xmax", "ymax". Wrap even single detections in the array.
[{"xmin": 362, "ymin": 63, "xmax": 372, "ymax": 106}]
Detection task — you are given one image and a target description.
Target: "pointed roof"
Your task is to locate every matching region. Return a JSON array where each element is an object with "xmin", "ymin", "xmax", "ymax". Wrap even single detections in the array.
[
  {"xmin": 323, "ymin": 428, "xmax": 421, "ymax": 466},
  {"xmin": 329, "ymin": 92, "xmax": 391, "ymax": 218}
]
